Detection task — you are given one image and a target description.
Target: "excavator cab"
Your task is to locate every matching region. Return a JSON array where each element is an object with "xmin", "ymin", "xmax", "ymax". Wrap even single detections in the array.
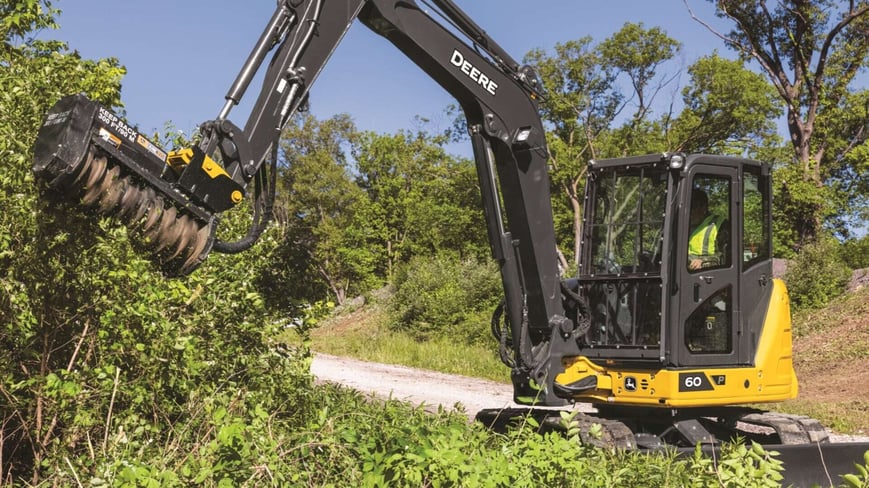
[{"xmin": 556, "ymin": 152, "xmax": 793, "ymax": 408}]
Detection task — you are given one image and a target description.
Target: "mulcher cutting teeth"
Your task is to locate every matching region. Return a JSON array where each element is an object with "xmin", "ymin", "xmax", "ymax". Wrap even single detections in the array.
[{"xmin": 31, "ymin": 94, "xmax": 228, "ymax": 276}]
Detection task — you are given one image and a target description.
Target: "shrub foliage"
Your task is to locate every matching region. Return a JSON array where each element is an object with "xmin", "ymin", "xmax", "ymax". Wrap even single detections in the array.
[
  {"xmin": 0, "ymin": 3, "xmax": 312, "ymax": 482},
  {"xmin": 783, "ymin": 237, "xmax": 853, "ymax": 310},
  {"xmin": 390, "ymin": 254, "xmax": 501, "ymax": 343}
]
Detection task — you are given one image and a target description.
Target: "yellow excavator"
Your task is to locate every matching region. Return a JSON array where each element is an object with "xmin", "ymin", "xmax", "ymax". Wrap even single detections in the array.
[{"xmin": 31, "ymin": 1, "xmax": 867, "ymax": 484}]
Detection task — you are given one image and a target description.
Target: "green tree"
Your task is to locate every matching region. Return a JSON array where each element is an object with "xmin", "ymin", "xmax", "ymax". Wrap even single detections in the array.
[
  {"xmin": 353, "ymin": 130, "xmax": 485, "ymax": 277},
  {"xmin": 822, "ymin": 89, "xmax": 869, "ymax": 236},
  {"xmin": 525, "ymin": 37, "xmax": 619, "ymax": 264},
  {"xmin": 693, "ymin": 0, "xmax": 869, "ymax": 248},
  {"xmin": 669, "ymin": 54, "xmax": 783, "ymax": 155},
  {"xmin": 527, "ymin": 24, "xmax": 683, "ymax": 264},
  {"xmin": 269, "ymin": 113, "xmax": 374, "ymax": 306},
  {"xmin": 598, "ymin": 23, "xmax": 682, "ymax": 143},
  {"xmin": 1, "ymin": 0, "xmax": 57, "ymax": 46}
]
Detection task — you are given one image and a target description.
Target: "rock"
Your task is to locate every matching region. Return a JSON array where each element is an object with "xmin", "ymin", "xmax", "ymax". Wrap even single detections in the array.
[{"xmin": 849, "ymin": 268, "xmax": 869, "ymax": 292}]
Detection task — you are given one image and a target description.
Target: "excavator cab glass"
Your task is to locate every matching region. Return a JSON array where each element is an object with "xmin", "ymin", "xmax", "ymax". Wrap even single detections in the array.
[{"xmin": 579, "ymin": 157, "xmax": 669, "ymax": 358}]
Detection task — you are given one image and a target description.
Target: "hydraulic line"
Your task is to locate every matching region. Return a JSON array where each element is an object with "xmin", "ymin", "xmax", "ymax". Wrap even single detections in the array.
[{"xmin": 213, "ymin": 141, "xmax": 278, "ymax": 254}]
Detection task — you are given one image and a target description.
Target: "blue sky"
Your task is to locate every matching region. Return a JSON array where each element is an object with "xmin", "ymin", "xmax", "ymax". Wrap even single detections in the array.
[{"xmin": 50, "ymin": 0, "xmax": 730, "ymax": 144}]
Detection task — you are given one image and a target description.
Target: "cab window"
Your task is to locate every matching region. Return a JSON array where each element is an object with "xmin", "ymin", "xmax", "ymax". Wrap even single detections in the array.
[
  {"xmin": 742, "ymin": 167, "xmax": 769, "ymax": 266},
  {"xmin": 687, "ymin": 176, "xmax": 731, "ymax": 272}
]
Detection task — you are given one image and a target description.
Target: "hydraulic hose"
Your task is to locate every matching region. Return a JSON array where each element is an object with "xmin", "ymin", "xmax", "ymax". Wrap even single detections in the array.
[{"xmin": 213, "ymin": 142, "xmax": 278, "ymax": 254}]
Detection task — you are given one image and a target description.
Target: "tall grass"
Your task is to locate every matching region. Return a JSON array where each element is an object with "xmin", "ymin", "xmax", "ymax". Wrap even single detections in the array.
[{"xmin": 309, "ymin": 305, "xmax": 510, "ymax": 383}]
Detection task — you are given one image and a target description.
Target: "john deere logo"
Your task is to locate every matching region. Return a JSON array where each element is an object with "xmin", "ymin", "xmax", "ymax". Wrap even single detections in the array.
[{"xmin": 624, "ymin": 376, "xmax": 637, "ymax": 392}]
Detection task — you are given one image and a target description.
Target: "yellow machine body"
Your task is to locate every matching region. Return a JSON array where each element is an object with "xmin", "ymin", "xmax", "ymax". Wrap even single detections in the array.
[{"xmin": 555, "ymin": 279, "xmax": 797, "ymax": 408}]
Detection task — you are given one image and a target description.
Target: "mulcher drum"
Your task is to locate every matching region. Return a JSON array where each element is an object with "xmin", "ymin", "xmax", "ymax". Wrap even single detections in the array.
[{"xmin": 32, "ymin": 94, "xmax": 215, "ymax": 276}]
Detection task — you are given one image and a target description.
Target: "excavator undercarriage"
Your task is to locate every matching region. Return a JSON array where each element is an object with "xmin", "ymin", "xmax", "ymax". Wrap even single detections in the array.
[
  {"xmin": 476, "ymin": 407, "xmax": 863, "ymax": 487},
  {"xmin": 476, "ymin": 406, "xmax": 830, "ymax": 450}
]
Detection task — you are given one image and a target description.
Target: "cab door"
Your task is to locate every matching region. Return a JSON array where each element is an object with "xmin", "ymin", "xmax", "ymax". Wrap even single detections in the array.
[{"xmin": 674, "ymin": 163, "xmax": 740, "ymax": 367}]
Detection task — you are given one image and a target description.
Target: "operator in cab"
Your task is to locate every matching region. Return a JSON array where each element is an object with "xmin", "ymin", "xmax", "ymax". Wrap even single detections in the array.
[{"xmin": 688, "ymin": 188, "xmax": 726, "ymax": 270}]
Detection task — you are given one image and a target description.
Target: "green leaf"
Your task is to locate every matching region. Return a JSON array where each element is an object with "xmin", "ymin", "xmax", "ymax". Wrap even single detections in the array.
[{"xmin": 842, "ymin": 473, "xmax": 863, "ymax": 488}]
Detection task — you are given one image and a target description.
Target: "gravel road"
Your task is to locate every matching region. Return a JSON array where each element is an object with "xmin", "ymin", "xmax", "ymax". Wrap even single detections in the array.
[
  {"xmin": 310, "ymin": 353, "xmax": 868, "ymax": 444},
  {"xmin": 310, "ymin": 353, "xmax": 565, "ymax": 416}
]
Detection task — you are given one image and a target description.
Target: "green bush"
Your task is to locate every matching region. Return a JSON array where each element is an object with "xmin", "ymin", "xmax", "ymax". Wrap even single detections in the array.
[
  {"xmin": 270, "ymin": 386, "xmax": 791, "ymax": 488},
  {"xmin": 390, "ymin": 253, "xmax": 502, "ymax": 342},
  {"xmin": 842, "ymin": 235, "xmax": 869, "ymax": 270},
  {"xmin": 0, "ymin": 8, "xmax": 316, "ymax": 482},
  {"xmin": 783, "ymin": 237, "xmax": 852, "ymax": 310}
]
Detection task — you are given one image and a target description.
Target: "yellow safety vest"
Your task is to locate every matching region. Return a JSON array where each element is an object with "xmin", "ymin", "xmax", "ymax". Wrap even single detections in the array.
[{"xmin": 689, "ymin": 215, "xmax": 723, "ymax": 256}]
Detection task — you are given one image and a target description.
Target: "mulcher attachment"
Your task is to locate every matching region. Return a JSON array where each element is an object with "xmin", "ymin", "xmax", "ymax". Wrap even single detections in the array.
[{"xmin": 32, "ymin": 94, "xmax": 243, "ymax": 276}]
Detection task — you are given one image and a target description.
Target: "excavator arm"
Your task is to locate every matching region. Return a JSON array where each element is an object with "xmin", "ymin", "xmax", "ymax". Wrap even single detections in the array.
[{"xmin": 32, "ymin": 0, "xmax": 579, "ymax": 404}]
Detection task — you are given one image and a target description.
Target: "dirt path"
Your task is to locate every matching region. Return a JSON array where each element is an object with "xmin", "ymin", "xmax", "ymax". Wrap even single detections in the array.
[{"xmin": 310, "ymin": 353, "xmax": 868, "ymax": 443}]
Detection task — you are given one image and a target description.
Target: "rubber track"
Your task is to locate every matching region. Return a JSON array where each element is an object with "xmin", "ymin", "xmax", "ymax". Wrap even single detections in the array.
[
  {"xmin": 475, "ymin": 408, "xmax": 637, "ymax": 449},
  {"xmin": 737, "ymin": 412, "xmax": 830, "ymax": 445},
  {"xmin": 542, "ymin": 414, "xmax": 637, "ymax": 449}
]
